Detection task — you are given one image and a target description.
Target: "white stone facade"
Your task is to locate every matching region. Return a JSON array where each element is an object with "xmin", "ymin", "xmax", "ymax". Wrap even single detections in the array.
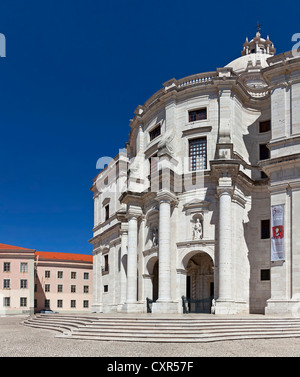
[{"xmin": 90, "ymin": 32, "xmax": 300, "ymax": 315}]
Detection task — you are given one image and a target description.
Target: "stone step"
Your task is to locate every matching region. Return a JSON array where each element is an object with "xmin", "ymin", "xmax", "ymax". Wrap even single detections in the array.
[
  {"xmin": 76, "ymin": 325, "xmax": 300, "ymax": 333},
  {"xmin": 23, "ymin": 314, "xmax": 300, "ymax": 343},
  {"xmin": 65, "ymin": 331, "xmax": 300, "ymax": 343},
  {"xmin": 25, "ymin": 316, "xmax": 300, "ymax": 326}
]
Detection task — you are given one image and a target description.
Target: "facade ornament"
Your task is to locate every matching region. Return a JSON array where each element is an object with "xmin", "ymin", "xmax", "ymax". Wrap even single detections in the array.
[
  {"xmin": 128, "ymin": 152, "xmax": 144, "ymax": 178},
  {"xmin": 157, "ymin": 128, "xmax": 175, "ymax": 157}
]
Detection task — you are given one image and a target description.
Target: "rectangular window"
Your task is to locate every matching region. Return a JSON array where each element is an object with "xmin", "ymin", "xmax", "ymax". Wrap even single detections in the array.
[
  {"xmin": 20, "ymin": 263, "xmax": 28, "ymax": 273},
  {"xmin": 259, "ymin": 144, "xmax": 270, "ymax": 160},
  {"xmin": 57, "ymin": 284, "xmax": 63, "ymax": 293},
  {"xmin": 83, "ymin": 300, "xmax": 89, "ymax": 308},
  {"xmin": 261, "ymin": 269, "xmax": 270, "ymax": 281},
  {"xmin": 45, "ymin": 284, "xmax": 50, "ymax": 292},
  {"xmin": 20, "ymin": 297, "xmax": 27, "ymax": 307},
  {"xmin": 149, "ymin": 124, "xmax": 161, "ymax": 141},
  {"xmin": 84, "ymin": 285, "xmax": 89, "ymax": 293},
  {"xmin": 4, "ymin": 297, "xmax": 10, "ymax": 307},
  {"xmin": 102, "ymin": 254, "xmax": 109, "ymax": 274},
  {"xmin": 189, "ymin": 108, "xmax": 207, "ymax": 122},
  {"xmin": 104, "ymin": 285, "xmax": 108, "ymax": 293},
  {"xmin": 71, "ymin": 271, "xmax": 77, "ymax": 279},
  {"xmin": 57, "ymin": 271, "xmax": 63, "ymax": 279},
  {"xmin": 20, "ymin": 279, "xmax": 27, "ymax": 289},
  {"xmin": 71, "ymin": 285, "xmax": 76, "ymax": 293},
  {"xmin": 259, "ymin": 120, "xmax": 271, "ymax": 133},
  {"xmin": 189, "ymin": 137, "xmax": 207, "ymax": 171},
  {"xmin": 3, "ymin": 279, "xmax": 10, "ymax": 289},
  {"xmin": 71, "ymin": 300, "xmax": 76, "ymax": 308},
  {"xmin": 34, "ymin": 299, "xmax": 37, "ymax": 308},
  {"xmin": 57, "ymin": 299, "xmax": 63, "ymax": 308},
  {"xmin": 45, "ymin": 299, "xmax": 50, "ymax": 309},
  {"xmin": 45, "ymin": 270, "xmax": 50, "ymax": 278},
  {"xmin": 84, "ymin": 272, "xmax": 89, "ymax": 280},
  {"xmin": 105, "ymin": 204, "xmax": 109, "ymax": 221},
  {"xmin": 3, "ymin": 262, "xmax": 10, "ymax": 272},
  {"xmin": 261, "ymin": 219, "xmax": 270, "ymax": 239}
]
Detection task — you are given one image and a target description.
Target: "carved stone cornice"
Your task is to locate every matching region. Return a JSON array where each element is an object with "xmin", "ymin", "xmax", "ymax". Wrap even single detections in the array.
[{"xmin": 183, "ymin": 199, "xmax": 210, "ymax": 215}]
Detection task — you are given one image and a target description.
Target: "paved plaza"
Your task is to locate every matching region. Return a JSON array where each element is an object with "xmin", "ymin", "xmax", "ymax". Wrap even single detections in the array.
[{"xmin": 1, "ymin": 315, "xmax": 300, "ymax": 357}]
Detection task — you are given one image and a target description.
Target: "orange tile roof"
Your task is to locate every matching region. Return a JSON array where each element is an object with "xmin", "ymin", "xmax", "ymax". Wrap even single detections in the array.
[
  {"xmin": 0, "ymin": 243, "xmax": 32, "ymax": 250},
  {"xmin": 35, "ymin": 251, "xmax": 93, "ymax": 262}
]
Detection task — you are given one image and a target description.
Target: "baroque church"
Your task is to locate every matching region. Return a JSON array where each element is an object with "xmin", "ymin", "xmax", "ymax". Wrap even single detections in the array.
[{"xmin": 90, "ymin": 31, "xmax": 300, "ymax": 315}]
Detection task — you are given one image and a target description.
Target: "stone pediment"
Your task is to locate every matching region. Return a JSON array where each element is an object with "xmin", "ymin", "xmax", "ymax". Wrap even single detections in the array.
[{"xmin": 183, "ymin": 198, "xmax": 210, "ymax": 214}]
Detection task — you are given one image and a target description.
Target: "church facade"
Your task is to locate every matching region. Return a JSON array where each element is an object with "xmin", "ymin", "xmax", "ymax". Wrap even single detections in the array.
[{"xmin": 90, "ymin": 32, "xmax": 300, "ymax": 315}]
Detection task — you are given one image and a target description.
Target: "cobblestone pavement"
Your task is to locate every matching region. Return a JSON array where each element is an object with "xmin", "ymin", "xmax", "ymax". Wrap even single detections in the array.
[{"xmin": 1, "ymin": 315, "xmax": 300, "ymax": 357}]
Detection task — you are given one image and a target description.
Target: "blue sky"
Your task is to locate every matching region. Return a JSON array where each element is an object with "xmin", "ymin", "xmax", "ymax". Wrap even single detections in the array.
[{"xmin": 0, "ymin": 0, "xmax": 298, "ymax": 254}]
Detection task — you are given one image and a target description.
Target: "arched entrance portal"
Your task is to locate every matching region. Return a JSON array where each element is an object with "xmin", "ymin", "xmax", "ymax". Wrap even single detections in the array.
[
  {"xmin": 145, "ymin": 257, "xmax": 159, "ymax": 303},
  {"xmin": 185, "ymin": 252, "xmax": 214, "ymax": 313}
]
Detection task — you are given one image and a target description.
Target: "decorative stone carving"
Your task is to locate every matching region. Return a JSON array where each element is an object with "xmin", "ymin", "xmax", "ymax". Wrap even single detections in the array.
[{"xmin": 157, "ymin": 128, "xmax": 175, "ymax": 157}]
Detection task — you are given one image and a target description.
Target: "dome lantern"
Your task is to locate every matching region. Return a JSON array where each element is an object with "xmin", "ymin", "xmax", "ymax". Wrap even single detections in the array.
[{"xmin": 241, "ymin": 28, "xmax": 276, "ymax": 56}]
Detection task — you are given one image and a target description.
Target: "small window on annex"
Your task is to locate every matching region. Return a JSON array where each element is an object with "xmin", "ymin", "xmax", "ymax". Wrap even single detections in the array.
[
  {"xmin": 149, "ymin": 124, "xmax": 161, "ymax": 141},
  {"xmin": 20, "ymin": 263, "xmax": 28, "ymax": 273},
  {"xmin": 188, "ymin": 108, "xmax": 207, "ymax": 122}
]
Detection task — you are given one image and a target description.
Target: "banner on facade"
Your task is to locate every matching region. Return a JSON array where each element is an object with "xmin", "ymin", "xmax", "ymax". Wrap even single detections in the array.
[{"xmin": 271, "ymin": 204, "xmax": 285, "ymax": 261}]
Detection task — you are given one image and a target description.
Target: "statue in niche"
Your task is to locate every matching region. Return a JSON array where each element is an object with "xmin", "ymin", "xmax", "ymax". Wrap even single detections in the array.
[
  {"xmin": 152, "ymin": 227, "xmax": 159, "ymax": 247},
  {"xmin": 192, "ymin": 218, "xmax": 203, "ymax": 240}
]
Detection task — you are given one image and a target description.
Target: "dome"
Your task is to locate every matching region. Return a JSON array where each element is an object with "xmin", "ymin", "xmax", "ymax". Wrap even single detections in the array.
[{"xmin": 225, "ymin": 53, "xmax": 272, "ymax": 73}]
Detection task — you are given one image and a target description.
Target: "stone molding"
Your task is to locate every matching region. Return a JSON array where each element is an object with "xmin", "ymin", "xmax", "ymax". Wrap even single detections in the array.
[{"xmin": 155, "ymin": 189, "xmax": 178, "ymax": 205}]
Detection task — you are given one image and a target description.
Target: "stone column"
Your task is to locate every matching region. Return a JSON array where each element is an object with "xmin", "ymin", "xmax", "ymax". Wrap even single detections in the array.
[
  {"xmin": 158, "ymin": 196, "xmax": 172, "ymax": 302},
  {"xmin": 126, "ymin": 214, "xmax": 138, "ymax": 304},
  {"xmin": 210, "ymin": 159, "xmax": 239, "ymax": 315},
  {"xmin": 118, "ymin": 224, "xmax": 128, "ymax": 310},
  {"xmin": 122, "ymin": 204, "xmax": 144, "ymax": 313},
  {"xmin": 217, "ymin": 186, "xmax": 233, "ymax": 302},
  {"xmin": 152, "ymin": 190, "xmax": 179, "ymax": 313}
]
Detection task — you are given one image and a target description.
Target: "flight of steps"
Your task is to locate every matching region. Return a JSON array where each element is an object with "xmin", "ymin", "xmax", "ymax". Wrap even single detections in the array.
[{"xmin": 22, "ymin": 314, "xmax": 300, "ymax": 343}]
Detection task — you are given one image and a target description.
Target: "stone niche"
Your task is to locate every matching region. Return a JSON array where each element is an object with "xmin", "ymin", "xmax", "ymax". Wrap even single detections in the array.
[
  {"xmin": 182, "ymin": 198, "xmax": 210, "ymax": 241},
  {"xmin": 145, "ymin": 206, "xmax": 159, "ymax": 250}
]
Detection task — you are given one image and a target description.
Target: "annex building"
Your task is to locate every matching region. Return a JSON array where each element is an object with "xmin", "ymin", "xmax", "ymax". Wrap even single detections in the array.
[
  {"xmin": 0, "ymin": 243, "xmax": 93, "ymax": 315},
  {"xmin": 90, "ymin": 31, "xmax": 300, "ymax": 316}
]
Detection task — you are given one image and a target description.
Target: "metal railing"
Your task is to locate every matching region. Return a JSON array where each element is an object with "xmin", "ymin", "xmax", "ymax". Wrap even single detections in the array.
[{"xmin": 182, "ymin": 295, "xmax": 214, "ymax": 314}]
